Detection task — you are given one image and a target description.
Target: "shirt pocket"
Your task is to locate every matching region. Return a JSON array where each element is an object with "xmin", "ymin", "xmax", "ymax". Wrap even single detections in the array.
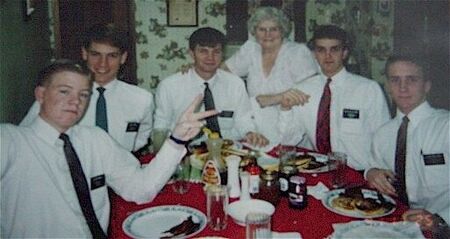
[
  {"xmin": 218, "ymin": 115, "xmax": 235, "ymax": 131},
  {"xmin": 340, "ymin": 118, "xmax": 364, "ymax": 135},
  {"xmin": 422, "ymin": 152, "xmax": 448, "ymax": 188}
]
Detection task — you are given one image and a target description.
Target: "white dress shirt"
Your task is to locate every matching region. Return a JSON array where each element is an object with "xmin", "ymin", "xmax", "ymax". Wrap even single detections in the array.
[
  {"xmin": 225, "ymin": 40, "xmax": 319, "ymax": 144},
  {"xmin": 20, "ymin": 79, "xmax": 154, "ymax": 151},
  {"xmin": 1, "ymin": 117, "xmax": 185, "ymax": 238},
  {"xmin": 368, "ymin": 101, "xmax": 442, "ymax": 173},
  {"xmin": 407, "ymin": 111, "xmax": 449, "ymax": 223},
  {"xmin": 279, "ymin": 68, "xmax": 390, "ymax": 170},
  {"xmin": 154, "ymin": 68, "xmax": 255, "ymax": 140}
]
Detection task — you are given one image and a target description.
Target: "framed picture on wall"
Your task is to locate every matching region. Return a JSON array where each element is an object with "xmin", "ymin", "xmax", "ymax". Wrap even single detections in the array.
[{"xmin": 167, "ymin": 0, "xmax": 198, "ymax": 27}]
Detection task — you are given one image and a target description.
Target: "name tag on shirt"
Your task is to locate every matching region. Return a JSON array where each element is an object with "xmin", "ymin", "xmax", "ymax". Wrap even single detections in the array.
[
  {"xmin": 126, "ymin": 122, "xmax": 140, "ymax": 132},
  {"xmin": 91, "ymin": 174, "xmax": 105, "ymax": 190},
  {"xmin": 423, "ymin": 153, "xmax": 445, "ymax": 165},
  {"xmin": 219, "ymin": 111, "xmax": 234, "ymax": 118},
  {"xmin": 343, "ymin": 109, "xmax": 360, "ymax": 119}
]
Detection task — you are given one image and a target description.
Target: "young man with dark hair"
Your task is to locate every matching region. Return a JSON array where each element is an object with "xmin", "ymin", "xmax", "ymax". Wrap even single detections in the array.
[
  {"xmin": 279, "ymin": 25, "xmax": 390, "ymax": 171},
  {"xmin": 366, "ymin": 54, "xmax": 449, "ymax": 237},
  {"xmin": 21, "ymin": 23, "xmax": 154, "ymax": 152},
  {"xmin": 155, "ymin": 27, "xmax": 268, "ymax": 146},
  {"xmin": 1, "ymin": 59, "xmax": 217, "ymax": 237}
]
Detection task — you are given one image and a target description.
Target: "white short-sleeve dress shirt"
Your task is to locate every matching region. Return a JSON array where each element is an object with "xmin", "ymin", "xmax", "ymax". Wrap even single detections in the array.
[
  {"xmin": 20, "ymin": 79, "xmax": 154, "ymax": 151},
  {"xmin": 154, "ymin": 68, "xmax": 255, "ymax": 140},
  {"xmin": 1, "ymin": 117, "xmax": 185, "ymax": 238},
  {"xmin": 225, "ymin": 40, "xmax": 319, "ymax": 144},
  {"xmin": 407, "ymin": 111, "xmax": 449, "ymax": 223},
  {"xmin": 279, "ymin": 68, "xmax": 390, "ymax": 170}
]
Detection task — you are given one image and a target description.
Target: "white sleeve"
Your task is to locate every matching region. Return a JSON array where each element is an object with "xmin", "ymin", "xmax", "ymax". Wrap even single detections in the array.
[
  {"xmin": 20, "ymin": 101, "xmax": 40, "ymax": 126},
  {"xmin": 225, "ymin": 40, "xmax": 254, "ymax": 77},
  {"xmin": 289, "ymin": 44, "xmax": 319, "ymax": 83},
  {"xmin": 233, "ymin": 84, "xmax": 256, "ymax": 137},
  {"xmin": 278, "ymin": 107, "xmax": 305, "ymax": 145}
]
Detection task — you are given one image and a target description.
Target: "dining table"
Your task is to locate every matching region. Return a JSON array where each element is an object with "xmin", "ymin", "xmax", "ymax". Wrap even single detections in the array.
[{"xmin": 108, "ymin": 146, "xmax": 411, "ymax": 239}]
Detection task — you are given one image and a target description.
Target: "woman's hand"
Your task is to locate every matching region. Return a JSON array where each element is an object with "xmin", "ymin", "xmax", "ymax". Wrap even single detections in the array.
[{"xmin": 244, "ymin": 132, "xmax": 269, "ymax": 147}]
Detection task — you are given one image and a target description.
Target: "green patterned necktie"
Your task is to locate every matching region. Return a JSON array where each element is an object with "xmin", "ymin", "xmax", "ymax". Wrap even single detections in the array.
[{"xmin": 96, "ymin": 87, "xmax": 108, "ymax": 132}]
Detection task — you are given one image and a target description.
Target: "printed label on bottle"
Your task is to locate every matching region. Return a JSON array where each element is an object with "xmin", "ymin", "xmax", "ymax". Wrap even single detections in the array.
[
  {"xmin": 202, "ymin": 160, "xmax": 221, "ymax": 185},
  {"xmin": 249, "ymin": 175, "xmax": 260, "ymax": 194},
  {"xmin": 279, "ymin": 178, "xmax": 288, "ymax": 192}
]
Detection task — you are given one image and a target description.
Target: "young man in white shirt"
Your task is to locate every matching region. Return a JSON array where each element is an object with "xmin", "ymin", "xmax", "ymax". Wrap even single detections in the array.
[
  {"xmin": 279, "ymin": 25, "xmax": 390, "ymax": 171},
  {"xmin": 155, "ymin": 27, "xmax": 268, "ymax": 146},
  {"xmin": 365, "ymin": 55, "xmax": 449, "ymax": 236},
  {"xmin": 1, "ymin": 60, "xmax": 216, "ymax": 238},
  {"xmin": 21, "ymin": 23, "xmax": 154, "ymax": 152}
]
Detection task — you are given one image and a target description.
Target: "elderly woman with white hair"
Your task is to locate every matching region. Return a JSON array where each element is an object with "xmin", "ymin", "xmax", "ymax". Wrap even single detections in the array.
[{"xmin": 224, "ymin": 7, "xmax": 318, "ymax": 146}]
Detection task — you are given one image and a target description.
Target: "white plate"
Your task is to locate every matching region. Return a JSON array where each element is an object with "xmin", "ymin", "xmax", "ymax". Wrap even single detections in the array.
[
  {"xmin": 241, "ymin": 142, "xmax": 277, "ymax": 153},
  {"xmin": 322, "ymin": 188, "xmax": 396, "ymax": 219},
  {"xmin": 257, "ymin": 154, "xmax": 280, "ymax": 171},
  {"xmin": 330, "ymin": 220, "xmax": 425, "ymax": 239},
  {"xmin": 123, "ymin": 205, "xmax": 207, "ymax": 238},
  {"xmin": 295, "ymin": 152, "xmax": 331, "ymax": 174}
]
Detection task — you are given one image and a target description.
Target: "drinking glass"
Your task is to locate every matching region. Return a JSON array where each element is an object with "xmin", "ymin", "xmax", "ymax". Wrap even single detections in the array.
[
  {"xmin": 206, "ymin": 185, "xmax": 228, "ymax": 231},
  {"xmin": 151, "ymin": 128, "xmax": 169, "ymax": 153},
  {"xmin": 171, "ymin": 156, "xmax": 191, "ymax": 194},
  {"xmin": 328, "ymin": 152, "xmax": 348, "ymax": 188},
  {"xmin": 245, "ymin": 212, "xmax": 272, "ymax": 239}
]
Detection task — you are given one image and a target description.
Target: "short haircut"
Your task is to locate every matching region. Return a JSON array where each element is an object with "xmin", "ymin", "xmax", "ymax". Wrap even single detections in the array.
[
  {"xmin": 308, "ymin": 25, "xmax": 351, "ymax": 51},
  {"xmin": 189, "ymin": 27, "xmax": 226, "ymax": 50},
  {"xmin": 82, "ymin": 23, "xmax": 128, "ymax": 53},
  {"xmin": 247, "ymin": 7, "xmax": 291, "ymax": 39},
  {"xmin": 384, "ymin": 54, "xmax": 426, "ymax": 78},
  {"xmin": 37, "ymin": 59, "xmax": 92, "ymax": 87}
]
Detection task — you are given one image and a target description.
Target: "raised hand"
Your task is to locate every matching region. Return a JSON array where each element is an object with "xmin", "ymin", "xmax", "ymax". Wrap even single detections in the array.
[{"xmin": 171, "ymin": 95, "xmax": 218, "ymax": 141}]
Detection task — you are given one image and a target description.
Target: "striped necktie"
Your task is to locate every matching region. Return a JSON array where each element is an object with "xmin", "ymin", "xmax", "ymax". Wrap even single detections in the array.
[{"xmin": 316, "ymin": 78, "xmax": 332, "ymax": 154}]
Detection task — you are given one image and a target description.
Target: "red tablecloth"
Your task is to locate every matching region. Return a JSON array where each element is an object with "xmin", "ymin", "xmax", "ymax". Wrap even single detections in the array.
[{"xmin": 108, "ymin": 150, "xmax": 409, "ymax": 239}]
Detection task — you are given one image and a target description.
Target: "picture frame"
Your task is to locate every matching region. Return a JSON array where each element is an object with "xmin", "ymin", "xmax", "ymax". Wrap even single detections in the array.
[
  {"xmin": 377, "ymin": 0, "xmax": 391, "ymax": 15},
  {"xmin": 22, "ymin": 0, "xmax": 36, "ymax": 21},
  {"xmin": 166, "ymin": 0, "xmax": 198, "ymax": 27}
]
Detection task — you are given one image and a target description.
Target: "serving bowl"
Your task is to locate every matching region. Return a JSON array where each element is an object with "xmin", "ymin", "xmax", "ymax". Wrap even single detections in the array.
[{"xmin": 227, "ymin": 199, "xmax": 275, "ymax": 226}]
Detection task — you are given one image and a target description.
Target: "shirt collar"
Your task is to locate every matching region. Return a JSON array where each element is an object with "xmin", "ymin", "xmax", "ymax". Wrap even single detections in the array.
[
  {"xmin": 395, "ymin": 101, "xmax": 433, "ymax": 128},
  {"xmin": 30, "ymin": 116, "xmax": 70, "ymax": 146},
  {"xmin": 325, "ymin": 67, "xmax": 347, "ymax": 84},
  {"xmin": 190, "ymin": 68, "xmax": 219, "ymax": 87},
  {"xmin": 93, "ymin": 78, "xmax": 118, "ymax": 92}
]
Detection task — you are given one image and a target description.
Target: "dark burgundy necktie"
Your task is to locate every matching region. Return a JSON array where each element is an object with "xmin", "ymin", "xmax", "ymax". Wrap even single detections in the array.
[
  {"xmin": 59, "ymin": 133, "xmax": 107, "ymax": 239},
  {"xmin": 316, "ymin": 78, "xmax": 332, "ymax": 154},
  {"xmin": 394, "ymin": 116, "xmax": 409, "ymax": 205},
  {"xmin": 203, "ymin": 82, "xmax": 221, "ymax": 137}
]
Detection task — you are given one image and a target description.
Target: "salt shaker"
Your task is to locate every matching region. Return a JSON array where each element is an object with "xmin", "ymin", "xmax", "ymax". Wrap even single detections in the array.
[
  {"xmin": 240, "ymin": 171, "xmax": 251, "ymax": 200},
  {"xmin": 226, "ymin": 155, "xmax": 241, "ymax": 198}
]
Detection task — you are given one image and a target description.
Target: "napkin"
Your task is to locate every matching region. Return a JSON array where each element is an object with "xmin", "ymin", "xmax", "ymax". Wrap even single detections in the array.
[
  {"xmin": 330, "ymin": 220, "xmax": 425, "ymax": 239},
  {"xmin": 307, "ymin": 182, "xmax": 329, "ymax": 200},
  {"xmin": 272, "ymin": 231, "xmax": 302, "ymax": 239}
]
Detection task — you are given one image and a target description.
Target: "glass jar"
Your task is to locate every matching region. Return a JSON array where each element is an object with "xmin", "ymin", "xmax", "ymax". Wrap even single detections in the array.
[
  {"xmin": 288, "ymin": 176, "xmax": 307, "ymax": 209},
  {"xmin": 256, "ymin": 170, "xmax": 280, "ymax": 206},
  {"xmin": 279, "ymin": 165, "xmax": 297, "ymax": 197},
  {"xmin": 204, "ymin": 137, "xmax": 227, "ymax": 185}
]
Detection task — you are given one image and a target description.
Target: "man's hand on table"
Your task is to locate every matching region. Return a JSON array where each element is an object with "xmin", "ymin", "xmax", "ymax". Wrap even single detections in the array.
[
  {"xmin": 366, "ymin": 168, "xmax": 397, "ymax": 196},
  {"xmin": 244, "ymin": 132, "xmax": 269, "ymax": 148},
  {"xmin": 172, "ymin": 94, "xmax": 218, "ymax": 142},
  {"xmin": 403, "ymin": 209, "xmax": 450, "ymax": 238}
]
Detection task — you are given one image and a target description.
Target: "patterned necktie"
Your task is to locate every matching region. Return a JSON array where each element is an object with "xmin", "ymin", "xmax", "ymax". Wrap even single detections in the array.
[
  {"xmin": 394, "ymin": 116, "xmax": 409, "ymax": 205},
  {"xmin": 316, "ymin": 78, "xmax": 332, "ymax": 154},
  {"xmin": 203, "ymin": 82, "xmax": 221, "ymax": 137},
  {"xmin": 96, "ymin": 87, "xmax": 108, "ymax": 132},
  {"xmin": 59, "ymin": 133, "xmax": 107, "ymax": 239}
]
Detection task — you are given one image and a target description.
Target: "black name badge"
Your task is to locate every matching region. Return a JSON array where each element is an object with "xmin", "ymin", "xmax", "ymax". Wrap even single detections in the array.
[
  {"xmin": 423, "ymin": 153, "xmax": 445, "ymax": 165},
  {"xmin": 343, "ymin": 109, "xmax": 360, "ymax": 119},
  {"xmin": 91, "ymin": 174, "xmax": 105, "ymax": 190},
  {"xmin": 219, "ymin": 111, "xmax": 234, "ymax": 118},
  {"xmin": 126, "ymin": 122, "xmax": 140, "ymax": 132}
]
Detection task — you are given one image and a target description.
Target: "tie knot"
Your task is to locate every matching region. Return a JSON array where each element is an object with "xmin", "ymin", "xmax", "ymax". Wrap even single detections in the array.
[
  {"xmin": 204, "ymin": 82, "xmax": 209, "ymax": 88},
  {"xmin": 327, "ymin": 78, "xmax": 332, "ymax": 84},
  {"xmin": 402, "ymin": 116, "xmax": 409, "ymax": 124},
  {"xmin": 97, "ymin": 87, "xmax": 105, "ymax": 94},
  {"xmin": 59, "ymin": 133, "xmax": 70, "ymax": 143}
]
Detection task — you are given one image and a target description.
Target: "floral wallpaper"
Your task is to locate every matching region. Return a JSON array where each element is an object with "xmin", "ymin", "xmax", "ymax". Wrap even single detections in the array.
[{"xmin": 47, "ymin": 0, "xmax": 394, "ymax": 91}]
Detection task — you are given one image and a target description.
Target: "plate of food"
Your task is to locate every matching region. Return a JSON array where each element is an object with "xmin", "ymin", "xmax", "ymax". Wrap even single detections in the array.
[
  {"xmin": 322, "ymin": 187, "xmax": 396, "ymax": 218},
  {"xmin": 286, "ymin": 152, "xmax": 332, "ymax": 173},
  {"xmin": 189, "ymin": 139, "xmax": 247, "ymax": 170},
  {"xmin": 123, "ymin": 205, "xmax": 207, "ymax": 239},
  {"xmin": 330, "ymin": 220, "xmax": 425, "ymax": 239}
]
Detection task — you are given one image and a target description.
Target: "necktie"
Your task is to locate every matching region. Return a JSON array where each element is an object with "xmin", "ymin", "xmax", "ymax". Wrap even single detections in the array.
[
  {"xmin": 316, "ymin": 78, "xmax": 332, "ymax": 154},
  {"xmin": 59, "ymin": 133, "xmax": 107, "ymax": 239},
  {"xmin": 394, "ymin": 116, "xmax": 409, "ymax": 205},
  {"xmin": 96, "ymin": 87, "xmax": 108, "ymax": 132},
  {"xmin": 203, "ymin": 82, "xmax": 221, "ymax": 137}
]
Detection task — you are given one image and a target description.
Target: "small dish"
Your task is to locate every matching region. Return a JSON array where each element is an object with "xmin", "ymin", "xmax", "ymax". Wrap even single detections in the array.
[{"xmin": 227, "ymin": 199, "xmax": 275, "ymax": 226}]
